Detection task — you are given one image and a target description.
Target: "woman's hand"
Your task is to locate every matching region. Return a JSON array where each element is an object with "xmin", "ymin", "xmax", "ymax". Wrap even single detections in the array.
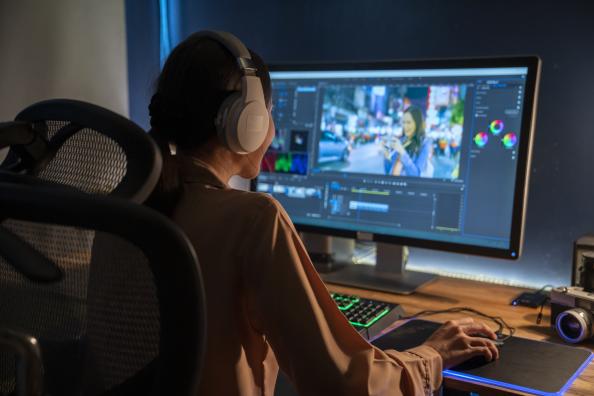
[
  {"xmin": 391, "ymin": 138, "xmax": 405, "ymax": 155},
  {"xmin": 383, "ymin": 144, "xmax": 392, "ymax": 159},
  {"xmin": 422, "ymin": 318, "xmax": 500, "ymax": 369}
]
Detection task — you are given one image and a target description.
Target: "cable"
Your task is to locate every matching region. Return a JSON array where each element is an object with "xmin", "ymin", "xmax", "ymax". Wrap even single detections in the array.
[
  {"xmin": 399, "ymin": 307, "xmax": 516, "ymax": 341},
  {"xmin": 534, "ymin": 284, "xmax": 553, "ymax": 325},
  {"xmin": 536, "ymin": 284, "xmax": 554, "ymax": 294},
  {"xmin": 535, "ymin": 292, "xmax": 552, "ymax": 325}
]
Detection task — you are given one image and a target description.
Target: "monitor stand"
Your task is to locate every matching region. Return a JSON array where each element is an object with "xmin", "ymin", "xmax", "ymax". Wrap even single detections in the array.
[{"xmin": 302, "ymin": 233, "xmax": 436, "ymax": 295}]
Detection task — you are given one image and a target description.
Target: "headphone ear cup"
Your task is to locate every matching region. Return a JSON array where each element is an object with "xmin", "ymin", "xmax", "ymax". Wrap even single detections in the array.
[
  {"xmin": 216, "ymin": 92, "xmax": 269, "ymax": 154},
  {"xmin": 235, "ymin": 100, "xmax": 269, "ymax": 153},
  {"xmin": 216, "ymin": 92, "xmax": 243, "ymax": 152}
]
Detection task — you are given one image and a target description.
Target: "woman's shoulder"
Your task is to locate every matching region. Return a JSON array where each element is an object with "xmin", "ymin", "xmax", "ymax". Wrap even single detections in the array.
[
  {"xmin": 224, "ymin": 190, "xmax": 298, "ymax": 235},
  {"xmin": 422, "ymin": 136, "xmax": 434, "ymax": 146},
  {"xmin": 242, "ymin": 190, "xmax": 299, "ymax": 227},
  {"xmin": 225, "ymin": 189, "xmax": 285, "ymax": 216},
  {"xmin": 419, "ymin": 137, "xmax": 434, "ymax": 153}
]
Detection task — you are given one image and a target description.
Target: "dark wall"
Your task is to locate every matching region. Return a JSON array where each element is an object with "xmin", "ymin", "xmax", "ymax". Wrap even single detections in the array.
[
  {"xmin": 127, "ymin": 0, "xmax": 594, "ymax": 287},
  {"xmin": 125, "ymin": 0, "xmax": 160, "ymax": 132}
]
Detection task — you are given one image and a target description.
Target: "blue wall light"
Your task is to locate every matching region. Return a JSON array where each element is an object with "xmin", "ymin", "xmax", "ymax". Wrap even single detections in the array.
[{"xmin": 158, "ymin": 0, "xmax": 181, "ymax": 67}]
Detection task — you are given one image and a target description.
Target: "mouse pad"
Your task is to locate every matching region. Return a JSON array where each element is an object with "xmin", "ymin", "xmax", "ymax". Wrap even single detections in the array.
[{"xmin": 371, "ymin": 319, "xmax": 594, "ymax": 395}]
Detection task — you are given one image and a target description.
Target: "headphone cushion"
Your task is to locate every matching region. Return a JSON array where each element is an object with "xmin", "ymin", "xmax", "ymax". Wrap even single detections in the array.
[
  {"xmin": 216, "ymin": 92, "xmax": 242, "ymax": 151},
  {"xmin": 217, "ymin": 92, "xmax": 269, "ymax": 154}
]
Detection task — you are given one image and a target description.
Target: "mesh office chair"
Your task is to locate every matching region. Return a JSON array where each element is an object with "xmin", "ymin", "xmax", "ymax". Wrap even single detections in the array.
[
  {"xmin": 0, "ymin": 182, "xmax": 206, "ymax": 396},
  {"xmin": 0, "ymin": 100, "xmax": 205, "ymax": 395}
]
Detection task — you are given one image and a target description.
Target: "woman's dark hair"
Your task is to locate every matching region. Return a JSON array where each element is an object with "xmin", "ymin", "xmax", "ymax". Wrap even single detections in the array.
[
  {"xmin": 402, "ymin": 105, "xmax": 425, "ymax": 157},
  {"xmin": 146, "ymin": 32, "xmax": 271, "ymax": 214}
]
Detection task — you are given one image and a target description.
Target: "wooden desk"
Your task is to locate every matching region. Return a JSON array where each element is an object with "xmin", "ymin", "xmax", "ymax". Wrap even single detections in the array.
[{"xmin": 327, "ymin": 276, "xmax": 594, "ymax": 396}]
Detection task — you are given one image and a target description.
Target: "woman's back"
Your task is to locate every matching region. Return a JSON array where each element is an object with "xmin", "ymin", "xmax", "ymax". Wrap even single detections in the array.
[{"xmin": 172, "ymin": 158, "xmax": 277, "ymax": 395}]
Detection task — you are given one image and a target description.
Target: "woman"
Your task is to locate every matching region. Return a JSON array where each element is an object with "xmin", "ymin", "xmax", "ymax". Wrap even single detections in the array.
[
  {"xmin": 147, "ymin": 31, "xmax": 498, "ymax": 396},
  {"xmin": 385, "ymin": 106, "xmax": 433, "ymax": 177}
]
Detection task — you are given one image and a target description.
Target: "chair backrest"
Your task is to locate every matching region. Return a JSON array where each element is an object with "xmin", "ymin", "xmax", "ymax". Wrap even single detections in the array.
[
  {"xmin": 0, "ymin": 99, "xmax": 201, "ymax": 395},
  {"xmin": 0, "ymin": 182, "xmax": 206, "ymax": 396},
  {"xmin": 2, "ymin": 98, "xmax": 161, "ymax": 203}
]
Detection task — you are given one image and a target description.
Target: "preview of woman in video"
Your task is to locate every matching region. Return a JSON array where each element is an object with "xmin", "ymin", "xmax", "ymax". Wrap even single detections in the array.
[
  {"xmin": 317, "ymin": 84, "xmax": 466, "ymax": 180},
  {"xmin": 383, "ymin": 105, "xmax": 432, "ymax": 176}
]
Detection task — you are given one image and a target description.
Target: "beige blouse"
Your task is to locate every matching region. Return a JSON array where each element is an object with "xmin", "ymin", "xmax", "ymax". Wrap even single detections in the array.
[{"xmin": 172, "ymin": 157, "xmax": 443, "ymax": 396}]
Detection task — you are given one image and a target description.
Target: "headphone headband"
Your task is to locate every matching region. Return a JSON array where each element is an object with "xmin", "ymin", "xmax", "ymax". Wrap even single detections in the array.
[{"xmin": 192, "ymin": 31, "xmax": 257, "ymax": 75}]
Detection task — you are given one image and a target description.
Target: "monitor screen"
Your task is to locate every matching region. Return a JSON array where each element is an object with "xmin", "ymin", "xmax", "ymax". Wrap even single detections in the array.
[{"xmin": 254, "ymin": 57, "xmax": 540, "ymax": 259}]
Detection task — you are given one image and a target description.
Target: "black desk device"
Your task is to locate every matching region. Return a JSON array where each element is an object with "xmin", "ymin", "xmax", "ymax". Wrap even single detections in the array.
[{"xmin": 371, "ymin": 319, "xmax": 593, "ymax": 395}]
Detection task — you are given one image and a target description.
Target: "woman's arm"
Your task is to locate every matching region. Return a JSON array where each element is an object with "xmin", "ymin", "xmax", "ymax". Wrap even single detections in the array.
[
  {"xmin": 242, "ymin": 197, "xmax": 443, "ymax": 395},
  {"xmin": 399, "ymin": 139, "xmax": 432, "ymax": 177}
]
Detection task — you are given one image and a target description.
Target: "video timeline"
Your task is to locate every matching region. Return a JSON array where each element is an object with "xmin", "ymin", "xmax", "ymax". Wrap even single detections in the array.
[
  {"xmin": 257, "ymin": 180, "xmax": 400, "ymax": 216},
  {"xmin": 256, "ymin": 183, "xmax": 322, "ymax": 199}
]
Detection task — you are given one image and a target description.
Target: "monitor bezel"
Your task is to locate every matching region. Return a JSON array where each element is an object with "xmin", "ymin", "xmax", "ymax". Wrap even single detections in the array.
[{"xmin": 253, "ymin": 56, "xmax": 541, "ymax": 260}]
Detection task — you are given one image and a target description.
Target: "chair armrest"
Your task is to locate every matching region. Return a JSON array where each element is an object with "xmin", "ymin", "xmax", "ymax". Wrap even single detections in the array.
[
  {"xmin": 0, "ymin": 328, "xmax": 43, "ymax": 396},
  {"xmin": 0, "ymin": 122, "xmax": 35, "ymax": 149}
]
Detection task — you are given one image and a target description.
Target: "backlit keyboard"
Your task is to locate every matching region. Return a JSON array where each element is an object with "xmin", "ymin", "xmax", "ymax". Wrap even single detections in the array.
[{"xmin": 331, "ymin": 293, "xmax": 404, "ymax": 340}]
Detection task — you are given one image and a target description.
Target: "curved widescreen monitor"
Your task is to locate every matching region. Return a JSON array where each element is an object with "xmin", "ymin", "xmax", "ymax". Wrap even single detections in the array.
[{"xmin": 254, "ymin": 57, "xmax": 540, "ymax": 259}]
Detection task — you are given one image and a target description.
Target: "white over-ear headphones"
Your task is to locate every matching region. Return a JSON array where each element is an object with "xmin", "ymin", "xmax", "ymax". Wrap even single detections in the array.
[{"xmin": 193, "ymin": 30, "xmax": 270, "ymax": 154}]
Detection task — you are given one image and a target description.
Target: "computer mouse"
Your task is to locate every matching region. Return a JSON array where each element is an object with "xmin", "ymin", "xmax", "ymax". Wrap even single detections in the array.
[
  {"xmin": 479, "ymin": 334, "xmax": 505, "ymax": 347},
  {"xmin": 453, "ymin": 335, "xmax": 503, "ymax": 370},
  {"xmin": 454, "ymin": 354, "xmax": 494, "ymax": 370}
]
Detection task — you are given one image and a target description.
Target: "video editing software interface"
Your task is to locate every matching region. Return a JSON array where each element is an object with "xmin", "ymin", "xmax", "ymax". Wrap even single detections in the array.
[{"xmin": 256, "ymin": 66, "xmax": 530, "ymax": 253}]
